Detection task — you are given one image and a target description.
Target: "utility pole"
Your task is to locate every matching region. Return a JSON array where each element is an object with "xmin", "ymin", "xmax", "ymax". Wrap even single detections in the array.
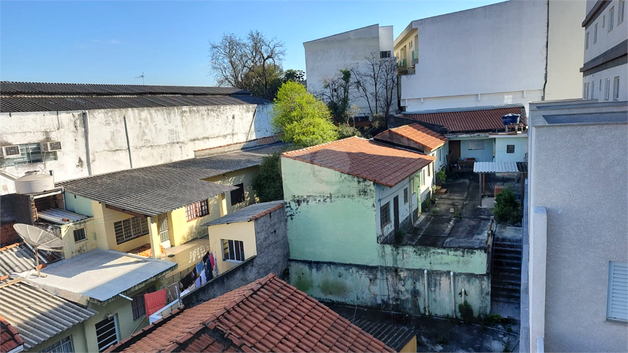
[{"xmin": 136, "ymin": 72, "xmax": 145, "ymax": 85}]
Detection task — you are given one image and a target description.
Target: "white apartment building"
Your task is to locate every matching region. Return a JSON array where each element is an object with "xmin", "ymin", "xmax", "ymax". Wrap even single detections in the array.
[
  {"xmin": 395, "ymin": 0, "xmax": 585, "ymax": 113},
  {"xmin": 581, "ymin": 0, "xmax": 627, "ymax": 101}
]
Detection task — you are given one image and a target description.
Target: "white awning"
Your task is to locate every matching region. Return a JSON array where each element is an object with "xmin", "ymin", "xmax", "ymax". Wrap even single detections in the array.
[{"xmin": 473, "ymin": 161, "xmax": 519, "ymax": 173}]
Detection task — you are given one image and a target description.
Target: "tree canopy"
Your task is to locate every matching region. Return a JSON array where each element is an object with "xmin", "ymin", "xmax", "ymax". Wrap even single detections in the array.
[
  {"xmin": 271, "ymin": 81, "xmax": 338, "ymax": 148},
  {"xmin": 251, "ymin": 153, "xmax": 284, "ymax": 202}
]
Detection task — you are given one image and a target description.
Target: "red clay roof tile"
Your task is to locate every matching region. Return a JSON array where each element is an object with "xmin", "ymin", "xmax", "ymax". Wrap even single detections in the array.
[
  {"xmin": 0, "ymin": 316, "xmax": 23, "ymax": 353},
  {"xmin": 109, "ymin": 274, "xmax": 396, "ymax": 353},
  {"xmin": 282, "ymin": 137, "xmax": 434, "ymax": 187},
  {"xmin": 375, "ymin": 123, "xmax": 448, "ymax": 151},
  {"xmin": 403, "ymin": 106, "xmax": 526, "ymax": 133}
]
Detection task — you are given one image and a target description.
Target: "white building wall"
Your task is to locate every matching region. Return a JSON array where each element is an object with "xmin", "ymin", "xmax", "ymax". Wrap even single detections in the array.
[
  {"xmin": 494, "ymin": 135, "xmax": 528, "ymax": 163},
  {"xmin": 0, "ymin": 103, "xmax": 273, "ymax": 194},
  {"xmin": 583, "ymin": 64, "xmax": 628, "ymax": 101},
  {"xmin": 397, "ymin": 0, "xmax": 585, "ymax": 112},
  {"xmin": 583, "ymin": 0, "xmax": 627, "ymax": 62}
]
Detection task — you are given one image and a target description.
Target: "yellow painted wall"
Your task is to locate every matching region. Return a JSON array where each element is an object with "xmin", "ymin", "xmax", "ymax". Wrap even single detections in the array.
[
  {"xmin": 400, "ymin": 335, "xmax": 417, "ymax": 353},
  {"xmin": 169, "ymin": 201, "xmax": 216, "ymax": 247},
  {"xmin": 28, "ymin": 321, "xmax": 88, "ymax": 353},
  {"xmin": 57, "ymin": 219, "xmax": 98, "ymax": 260},
  {"xmin": 207, "ymin": 221, "xmax": 256, "ymax": 273},
  {"xmin": 90, "ymin": 201, "xmax": 151, "ymax": 253},
  {"xmin": 204, "ymin": 166, "xmax": 258, "ymax": 214}
]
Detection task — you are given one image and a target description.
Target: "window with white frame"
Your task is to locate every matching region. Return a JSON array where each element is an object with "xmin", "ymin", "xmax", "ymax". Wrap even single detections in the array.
[
  {"xmin": 620, "ymin": 0, "xmax": 625, "ymax": 24},
  {"xmin": 380, "ymin": 202, "xmax": 391, "ymax": 229},
  {"xmin": 42, "ymin": 336, "xmax": 74, "ymax": 353},
  {"xmin": 0, "ymin": 142, "xmax": 58, "ymax": 167},
  {"xmin": 583, "ymin": 82, "xmax": 589, "ymax": 99},
  {"xmin": 114, "ymin": 217, "xmax": 149, "ymax": 245},
  {"xmin": 613, "ymin": 76, "xmax": 620, "ymax": 100},
  {"xmin": 186, "ymin": 200, "xmax": 209, "ymax": 221},
  {"xmin": 607, "ymin": 261, "xmax": 628, "ymax": 322},
  {"xmin": 380, "ymin": 51, "xmax": 391, "ymax": 59},
  {"xmin": 591, "ymin": 81, "xmax": 595, "ymax": 99},
  {"xmin": 468, "ymin": 140, "xmax": 485, "ymax": 150},
  {"xmin": 73, "ymin": 228, "xmax": 86, "ymax": 242},
  {"xmin": 609, "ymin": 6, "xmax": 615, "ymax": 31},
  {"xmin": 403, "ymin": 188, "xmax": 408, "ymax": 204},
  {"xmin": 605, "ymin": 78, "xmax": 611, "ymax": 100},
  {"xmin": 95, "ymin": 315, "xmax": 118, "ymax": 351},
  {"xmin": 222, "ymin": 239, "xmax": 245, "ymax": 262}
]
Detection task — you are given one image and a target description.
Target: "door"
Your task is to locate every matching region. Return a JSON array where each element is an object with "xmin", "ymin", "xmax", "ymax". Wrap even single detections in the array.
[
  {"xmin": 158, "ymin": 213, "xmax": 171, "ymax": 248},
  {"xmin": 449, "ymin": 140, "xmax": 461, "ymax": 169},
  {"xmin": 393, "ymin": 196, "xmax": 400, "ymax": 234}
]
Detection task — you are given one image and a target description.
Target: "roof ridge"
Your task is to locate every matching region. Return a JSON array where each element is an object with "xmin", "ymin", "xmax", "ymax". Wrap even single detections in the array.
[
  {"xmin": 282, "ymin": 136, "xmax": 362, "ymax": 157},
  {"xmin": 0, "ymin": 242, "xmax": 24, "ymax": 252}
]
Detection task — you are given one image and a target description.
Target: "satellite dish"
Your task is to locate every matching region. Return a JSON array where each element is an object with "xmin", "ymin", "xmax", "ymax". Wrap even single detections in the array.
[{"xmin": 13, "ymin": 224, "xmax": 65, "ymax": 277}]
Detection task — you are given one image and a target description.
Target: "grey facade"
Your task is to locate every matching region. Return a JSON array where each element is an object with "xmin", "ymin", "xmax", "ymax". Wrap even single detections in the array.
[{"xmin": 526, "ymin": 100, "xmax": 628, "ymax": 352}]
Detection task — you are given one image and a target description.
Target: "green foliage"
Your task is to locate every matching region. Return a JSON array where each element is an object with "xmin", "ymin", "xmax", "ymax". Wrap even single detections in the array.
[
  {"xmin": 272, "ymin": 81, "xmax": 338, "ymax": 147},
  {"xmin": 458, "ymin": 300, "xmax": 474, "ymax": 323},
  {"xmin": 337, "ymin": 124, "xmax": 362, "ymax": 139},
  {"xmin": 322, "ymin": 69, "xmax": 352, "ymax": 124},
  {"xmin": 251, "ymin": 153, "xmax": 283, "ymax": 202},
  {"xmin": 436, "ymin": 169, "xmax": 447, "ymax": 184},
  {"xmin": 493, "ymin": 186, "xmax": 522, "ymax": 224},
  {"xmin": 283, "ymin": 69, "xmax": 305, "ymax": 85}
]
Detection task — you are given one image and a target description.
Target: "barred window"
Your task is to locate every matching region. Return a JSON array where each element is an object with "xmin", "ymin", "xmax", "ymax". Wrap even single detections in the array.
[
  {"xmin": 380, "ymin": 202, "xmax": 391, "ymax": 229},
  {"xmin": 42, "ymin": 336, "xmax": 74, "ymax": 353},
  {"xmin": 95, "ymin": 315, "xmax": 118, "ymax": 351},
  {"xmin": 73, "ymin": 228, "xmax": 86, "ymax": 242},
  {"xmin": 0, "ymin": 142, "xmax": 58, "ymax": 167},
  {"xmin": 186, "ymin": 200, "xmax": 209, "ymax": 221},
  {"xmin": 114, "ymin": 217, "xmax": 149, "ymax": 245}
]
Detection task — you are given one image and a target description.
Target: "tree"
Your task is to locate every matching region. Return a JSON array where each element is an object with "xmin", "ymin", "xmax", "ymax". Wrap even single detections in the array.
[
  {"xmin": 493, "ymin": 187, "xmax": 522, "ymax": 224},
  {"xmin": 251, "ymin": 153, "xmax": 283, "ymax": 202},
  {"xmin": 272, "ymin": 81, "xmax": 338, "ymax": 147},
  {"xmin": 351, "ymin": 52, "xmax": 398, "ymax": 117},
  {"xmin": 283, "ymin": 69, "xmax": 305, "ymax": 85},
  {"xmin": 210, "ymin": 31, "xmax": 285, "ymax": 100},
  {"xmin": 320, "ymin": 69, "xmax": 352, "ymax": 124}
]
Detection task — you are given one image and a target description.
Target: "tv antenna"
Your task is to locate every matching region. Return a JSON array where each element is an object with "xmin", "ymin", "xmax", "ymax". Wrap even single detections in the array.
[
  {"xmin": 136, "ymin": 72, "xmax": 145, "ymax": 85},
  {"xmin": 13, "ymin": 224, "xmax": 65, "ymax": 277}
]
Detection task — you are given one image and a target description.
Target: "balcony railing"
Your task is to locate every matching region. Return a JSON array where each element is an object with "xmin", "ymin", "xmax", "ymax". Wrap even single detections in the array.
[
  {"xmin": 412, "ymin": 50, "xmax": 419, "ymax": 63},
  {"xmin": 397, "ymin": 58, "xmax": 407, "ymax": 68}
]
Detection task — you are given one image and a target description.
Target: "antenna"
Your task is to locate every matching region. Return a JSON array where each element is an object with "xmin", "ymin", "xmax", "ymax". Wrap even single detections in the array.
[
  {"xmin": 136, "ymin": 72, "xmax": 145, "ymax": 85},
  {"xmin": 13, "ymin": 224, "xmax": 65, "ymax": 278}
]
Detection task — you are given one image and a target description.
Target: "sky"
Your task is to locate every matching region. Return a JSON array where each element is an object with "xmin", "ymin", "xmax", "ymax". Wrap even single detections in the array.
[{"xmin": 0, "ymin": 0, "xmax": 503, "ymax": 87}]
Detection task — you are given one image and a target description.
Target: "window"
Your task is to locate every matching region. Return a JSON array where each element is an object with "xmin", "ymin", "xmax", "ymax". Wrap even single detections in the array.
[
  {"xmin": 609, "ymin": 7, "xmax": 615, "ymax": 31},
  {"xmin": 380, "ymin": 202, "xmax": 391, "ymax": 229},
  {"xmin": 380, "ymin": 51, "xmax": 391, "ymax": 58},
  {"xmin": 607, "ymin": 262, "xmax": 628, "ymax": 322},
  {"xmin": 585, "ymin": 31, "xmax": 589, "ymax": 49},
  {"xmin": 591, "ymin": 81, "xmax": 595, "ymax": 99},
  {"xmin": 613, "ymin": 76, "xmax": 620, "ymax": 100},
  {"xmin": 114, "ymin": 217, "xmax": 149, "ymax": 245},
  {"xmin": 403, "ymin": 188, "xmax": 408, "ymax": 204},
  {"xmin": 506, "ymin": 145, "xmax": 515, "ymax": 154},
  {"xmin": 594, "ymin": 23, "xmax": 598, "ymax": 43},
  {"xmin": 468, "ymin": 140, "xmax": 485, "ymax": 150},
  {"xmin": 42, "ymin": 336, "xmax": 74, "ymax": 353},
  {"xmin": 95, "ymin": 315, "xmax": 118, "ymax": 351},
  {"xmin": 603, "ymin": 14, "xmax": 606, "ymax": 28},
  {"xmin": 620, "ymin": 0, "xmax": 625, "ymax": 24},
  {"xmin": 605, "ymin": 78, "xmax": 611, "ymax": 100},
  {"xmin": 131, "ymin": 286, "xmax": 154, "ymax": 320},
  {"xmin": 222, "ymin": 239, "xmax": 245, "ymax": 262},
  {"xmin": 186, "ymin": 200, "xmax": 209, "ymax": 221},
  {"xmin": 73, "ymin": 228, "xmax": 86, "ymax": 242},
  {"xmin": 0, "ymin": 142, "xmax": 58, "ymax": 167},
  {"xmin": 230, "ymin": 183, "xmax": 245, "ymax": 206},
  {"xmin": 583, "ymin": 82, "xmax": 589, "ymax": 99}
]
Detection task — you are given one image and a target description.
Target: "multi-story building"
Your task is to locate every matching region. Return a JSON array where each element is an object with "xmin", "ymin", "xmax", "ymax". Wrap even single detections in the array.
[
  {"xmin": 581, "ymin": 0, "xmax": 627, "ymax": 101},
  {"xmin": 395, "ymin": 0, "xmax": 585, "ymax": 113}
]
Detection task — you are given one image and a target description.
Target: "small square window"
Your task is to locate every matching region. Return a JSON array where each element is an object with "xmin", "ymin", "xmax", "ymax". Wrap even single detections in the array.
[
  {"xmin": 506, "ymin": 145, "xmax": 515, "ymax": 154},
  {"xmin": 403, "ymin": 188, "xmax": 408, "ymax": 204},
  {"xmin": 73, "ymin": 228, "xmax": 86, "ymax": 242},
  {"xmin": 230, "ymin": 183, "xmax": 245, "ymax": 206},
  {"xmin": 186, "ymin": 200, "xmax": 209, "ymax": 221},
  {"xmin": 380, "ymin": 51, "xmax": 391, "ymax": 59},
  {"xmin": 380, "ymin": 202, "xmax": 391, "ymax": 229}
]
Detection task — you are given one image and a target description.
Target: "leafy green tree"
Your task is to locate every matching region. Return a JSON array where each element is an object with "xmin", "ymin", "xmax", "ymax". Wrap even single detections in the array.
[
  {"xmin": 321, "ymin": 69, "xmax": 352, "ymax": 124},
  {"xmin": 493, "ymin": 187, "xmax": 522, "ymax": 224},
  {"xmin": 251, "ymin": 153, "xmax": 283, "ymax": 202},
  {"xmin": 272, "ymin": 81, "xmax": 338, "ymax": 147},
  {"xmin": 283, "ymin": 69, "xmax": 305, "ymax": 85}
]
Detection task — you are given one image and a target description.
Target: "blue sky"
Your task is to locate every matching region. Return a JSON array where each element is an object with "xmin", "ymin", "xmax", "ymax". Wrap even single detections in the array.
[{"xmin": 0, "ymin": 1, "xmax": 502, "ymax": 86}]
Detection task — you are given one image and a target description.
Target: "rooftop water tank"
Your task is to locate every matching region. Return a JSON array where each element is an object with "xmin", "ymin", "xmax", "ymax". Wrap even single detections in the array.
[{"xmin": 15, "ymin": 171, "xmax": 54, "ymax": 194}]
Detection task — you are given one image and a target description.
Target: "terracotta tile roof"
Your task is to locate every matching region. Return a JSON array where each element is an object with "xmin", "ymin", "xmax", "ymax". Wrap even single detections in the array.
[
  {"xmin": 403, "ymin": 106, "xmax": 526, "ymax": 133},
  {"xmin": 281, "ymin": 137, "xmax": 435, "ymax": 187},
  {"xmin": 375, "ymin": 123, "xmax": 448, "ymax": 151},
  {"xmin": 0, "ymin": 316, "xmax": 24, "ymax": 353},
  {"xmin": 108, "ymin": 274, "xmax": 396, "ymax": 353}
]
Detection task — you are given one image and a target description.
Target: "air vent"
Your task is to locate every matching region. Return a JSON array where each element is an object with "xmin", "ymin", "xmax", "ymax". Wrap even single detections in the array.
[
  {"xmin": 41, "ymin": 141, "xmax": 62, "ymax": 152},
  {"xmin": 0, "ymin": 145, "xmax": 21, "ymax": 158}
]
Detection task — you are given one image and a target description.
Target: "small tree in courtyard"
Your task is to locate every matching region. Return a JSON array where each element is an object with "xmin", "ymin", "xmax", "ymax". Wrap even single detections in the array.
[
  {"xmin": 272, "ymin": 81, "xmax": 338, "ymax": 147},
  {"xmin": 493, "ymin": 187, "xmax": 522, "ymax": 224},
  {"xmin": 251, "ymin": 153, "xmax": 283, "ymax": 202}
]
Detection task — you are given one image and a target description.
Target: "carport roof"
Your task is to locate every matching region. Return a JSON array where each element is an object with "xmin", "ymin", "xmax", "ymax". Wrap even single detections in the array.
[{"xmin": 473, "ymin": 161, "xmax": 527, "ymax": 173}]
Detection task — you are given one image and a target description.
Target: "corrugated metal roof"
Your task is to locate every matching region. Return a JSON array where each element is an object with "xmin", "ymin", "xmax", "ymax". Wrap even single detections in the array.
[
  {"xmin": 204, "ymin": 201, "xmax": 285, "ymax": 226},
  {"xmin": 404, "ymin": 106, "xmax": 527, "ymax": 133},
  {"xmin": 473, "ymin": 161, "xmax": 520, "ymax": 173},
  {"xmin": 0, "ymin": 243, "xmax": 48, "ymax": 277},
  {"xmin": 37, "ymin": 208, "xmax": 90, "ymax": 225},
  {"xmin": 351, "ymin": 319, "xmax": 416, "ymax": 352},
  {"xmin": 59, "ymin": 144, "xmax": 284, "ymax": 217},
  {"xmin": 1, "ymin": 81, "xmax": 248, "ymax": 96},
  {"xmin": 0, "ymin": 279, "xmax": 97, "ymax": 350}
]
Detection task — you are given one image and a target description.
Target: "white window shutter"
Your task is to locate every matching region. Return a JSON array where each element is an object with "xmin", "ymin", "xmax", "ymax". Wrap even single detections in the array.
[{"xmin": 608, "ymin": 262, "xmax": 628, "ymax": 321}]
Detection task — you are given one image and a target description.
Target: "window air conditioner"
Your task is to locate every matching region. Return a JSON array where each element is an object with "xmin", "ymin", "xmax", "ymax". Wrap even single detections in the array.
[
  {"xmin": 0, "ymin": 145, "xmax": 21, "ymax": 158},
  {"xmin": 41, "ymin": 141, "xmax": 62, "ymax": 152}
]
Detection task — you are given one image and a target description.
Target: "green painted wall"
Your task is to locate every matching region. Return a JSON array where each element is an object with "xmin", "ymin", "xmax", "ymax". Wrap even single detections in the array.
[
  {"xmin": 29, "ymin": 322, "xmax": 88, "ymax": 353},
  {"xmin": 282, "ymin": 157, "xmax": 379, "ymax": 265},
  {"xmin": 381, "ymin": 245, "xmax": 487, "ymax": 274},
  {"xmin": 65, "ymin": 192, "xmax": 94, "ymax": 216}
]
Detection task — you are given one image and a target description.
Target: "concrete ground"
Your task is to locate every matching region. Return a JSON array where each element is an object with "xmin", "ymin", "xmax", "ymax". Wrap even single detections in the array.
[{"xmin": 331, "ymin": 304, "xmax": 520, "ymax": 353}]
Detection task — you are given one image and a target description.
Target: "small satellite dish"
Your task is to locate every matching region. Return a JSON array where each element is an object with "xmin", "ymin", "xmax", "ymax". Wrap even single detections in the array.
[{"xmin": 13, "ymin": 224, "xmax": 65, "ymax": 277}]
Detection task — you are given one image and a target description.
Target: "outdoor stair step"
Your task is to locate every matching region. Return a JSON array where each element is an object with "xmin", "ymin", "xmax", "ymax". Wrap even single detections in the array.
[
  {"xmin": 493, "ymin": 252, "xmax": 522, "ymax": 260},
  {"xmin": 492, "ymin": 265, "xmax": 522, "ymax": 272},
  {"xmin": 492, "ymin": 272, "xmax": 521, "ymax": 280},
  {"xmin": 493, "ymin": 242, "xmax": 522, "ymax": 249},
  {"xmin": 492, "ymin": 278, "xmax": 522, "ymax": 286}
]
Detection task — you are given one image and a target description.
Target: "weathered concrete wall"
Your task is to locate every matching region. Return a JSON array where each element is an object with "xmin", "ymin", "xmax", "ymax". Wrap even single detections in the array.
[
  {"xmin": 0, "ymin": 103, "xmax": 272, "ymax": 194},
  {"xmin": 289, "ymin": 259, "xmax": 490, "ymax": 317},
  {"xmin": 253, "ymin": 204, "xmax": 289, "ymax": 280}
]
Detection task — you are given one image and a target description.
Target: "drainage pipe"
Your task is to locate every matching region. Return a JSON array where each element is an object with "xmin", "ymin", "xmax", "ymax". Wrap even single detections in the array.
[
  {"xmin": 451, "ymin": 271, "xmax": 456, "ymax": 318},
  {"xmin": 82, "ymin": 111, "xmax": 93, "ymax": 176},
  {"xmin": 424, "ymin": 269, "xmax": 429, "ymax": 315}
]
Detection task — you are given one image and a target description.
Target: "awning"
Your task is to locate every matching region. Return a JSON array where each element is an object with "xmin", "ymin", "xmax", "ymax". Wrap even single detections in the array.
[{"xmin": 473, "ymin": 161, "xmax": 527, "ymax": 173}]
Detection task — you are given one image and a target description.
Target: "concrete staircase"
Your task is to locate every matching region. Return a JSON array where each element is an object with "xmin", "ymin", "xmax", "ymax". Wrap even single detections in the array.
[{"xmin": 491, "ymin": 236, "xmax": 522, "ymax": 304}]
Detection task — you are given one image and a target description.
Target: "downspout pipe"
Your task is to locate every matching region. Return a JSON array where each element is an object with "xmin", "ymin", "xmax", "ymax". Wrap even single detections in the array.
[
  {"xmin": 82, "ymin": 111, "xmax": 93, "ymax": 176},
  {"xmin": 424, "ymin": 269, "xmax": 429, "ymax": 315},
  {"xmin": 451, "ymin": 271, "xmax": 456, "ymax": 318}
]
